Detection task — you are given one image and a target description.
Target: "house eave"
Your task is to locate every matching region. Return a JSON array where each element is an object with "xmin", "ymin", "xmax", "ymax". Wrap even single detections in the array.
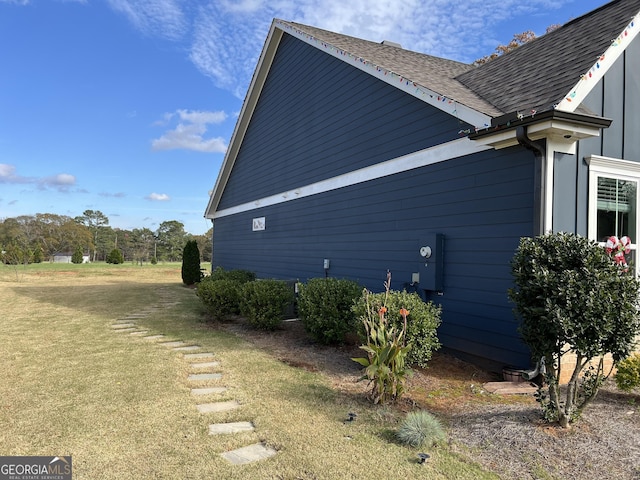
[{"xmin": 469, "ymin": 109, "xmax": 612, "ymax": 150}]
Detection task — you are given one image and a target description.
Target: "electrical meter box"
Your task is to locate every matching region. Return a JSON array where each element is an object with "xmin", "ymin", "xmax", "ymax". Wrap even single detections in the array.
[{"xmin": 418, "ymin": 233, "xmax": 444, "ymax": 292}]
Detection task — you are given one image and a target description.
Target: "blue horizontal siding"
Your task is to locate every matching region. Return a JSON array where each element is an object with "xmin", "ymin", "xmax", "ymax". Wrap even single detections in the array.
[
  {"xmin": 218, "ymin": 32, "xmax": 467, "ymax": 210},
  {"xmin": 213, "ymin": 145, "xmax": 535, "ymax": 368}
]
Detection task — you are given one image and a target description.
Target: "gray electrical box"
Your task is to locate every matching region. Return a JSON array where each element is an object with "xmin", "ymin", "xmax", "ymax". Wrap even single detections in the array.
[{"xmin": 418, "ymin": 233, "xmax": 444, "ymax": 291}]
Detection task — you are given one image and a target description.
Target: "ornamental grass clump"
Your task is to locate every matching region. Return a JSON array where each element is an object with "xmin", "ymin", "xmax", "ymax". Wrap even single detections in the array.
[
  {"xmin": 396, "ymin": 411, "xmax": 446, "ymax": 448},
  {"xmin": 352, "ymin": 272, "xmax": 412, "ymax": 404}
]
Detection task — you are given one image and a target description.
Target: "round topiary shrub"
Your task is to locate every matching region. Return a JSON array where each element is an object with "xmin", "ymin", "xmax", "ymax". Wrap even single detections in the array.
[
  {"xmin": 209, "ymin": 266, "xmax": 256, "ymax": 284},
  {"xmin": 396, "ymin": 410, "xmax": 446, "ymax": 448},
  {"xmin": 240, "ymin": 279, "xmax": 294, "ymax": 330},
  {"xmin": 195, "ymin": 278, "xmax": 242, "ymax": 321},
  {"xmin": 352, "ymin": 290, "xmax": 441, "ymax": 368},
  {"xmin": 297, "ymin": 277, "xmax": 362, "ymax": 345},
  {"xmin": 615, "ymin": 354, "xmax": 640, "ymax": 392}
]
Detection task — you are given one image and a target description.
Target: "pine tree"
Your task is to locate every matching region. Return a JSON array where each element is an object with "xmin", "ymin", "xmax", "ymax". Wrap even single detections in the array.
[
  {"xmin": 181, "ymin": 240, "xmax": 201, "ymax": 285},
  {"xmin": 71, "ymin": 245, "xmax": 84, "ymax": 264}
]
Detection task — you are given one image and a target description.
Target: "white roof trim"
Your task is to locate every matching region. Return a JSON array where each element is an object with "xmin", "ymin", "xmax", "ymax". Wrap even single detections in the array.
[
  {"xmin": 209, "ymin": 137, "xmax": 490, "ymax": 219},
  {"xmin": 204, "ymin": 21, "xmax": 283, "ymax": 218},
  {"xmin": 276, "ymin": 20, "xmax": 491, "ymax": 129},
  {"xmin": 556, "ymin": 11, "xmax": 640, "ymax": 112}
]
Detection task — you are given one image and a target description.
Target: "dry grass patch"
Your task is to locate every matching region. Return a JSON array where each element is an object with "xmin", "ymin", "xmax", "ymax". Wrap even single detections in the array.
[{"xmin": 0, "ymin": 263, "xmax": 496, "ymax": 479}]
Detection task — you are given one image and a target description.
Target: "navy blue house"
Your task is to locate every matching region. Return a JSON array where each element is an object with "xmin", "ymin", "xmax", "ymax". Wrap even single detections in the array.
[{"xmin": 205, "ymin": 0, "xmax": 640, "ymax": 371}]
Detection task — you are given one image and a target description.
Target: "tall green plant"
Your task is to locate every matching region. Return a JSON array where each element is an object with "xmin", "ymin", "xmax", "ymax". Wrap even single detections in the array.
[
  {"xmin": 181, "ymin": 239, "xmax": 201, "ymax": 285},
  {"xmin": 510, "ymin": 232, "xmax": 640, "ymax": 427},
  {"xmin": 352, "ymin": 272, "xmax": 412, "ymax": 404}
]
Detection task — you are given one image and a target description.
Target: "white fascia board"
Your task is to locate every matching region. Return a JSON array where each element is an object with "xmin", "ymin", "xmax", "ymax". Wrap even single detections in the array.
[
  {"xmin": 211, "ymin": 137, "xmax": 491, "ymax": 219},
  {"xmin": 275, "ymin": 20, "xmax": 492, "ymax": 130},
  {"xmin": 474, "ymin": 118, "xmax": 602, "ymax": 150},
  {"xmin": 204, "ymin": 22, "xmax": 283, "ymax": 219},
  {"xmin": 556, "ymin": 11, "xmax": 640, "ymax": 112}
]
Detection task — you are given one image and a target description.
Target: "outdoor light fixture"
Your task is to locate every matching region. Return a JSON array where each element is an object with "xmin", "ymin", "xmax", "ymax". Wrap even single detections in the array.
[
  {"xmin": 345, "ymin": 412, "xmax": 357, "ymax": 422},
  {"xmin": 417, "ymin": 453, "xmax": 430, "ymax": 464}
]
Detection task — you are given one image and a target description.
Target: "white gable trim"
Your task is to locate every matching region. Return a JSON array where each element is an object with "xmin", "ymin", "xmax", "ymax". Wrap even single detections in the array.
[
  {"xmin": 209, "ymin": 137, "xmax": 491, "ymax": 219},
  {"xmin": 275, "ymin": 20, "xmax": 491, "ymax": 129},
  {"xmin": 556, "ymin": 11, "xmax": 640, "ymax": 112},
  {"xmin": 205, "ymin": 22, "xmax": 284, "ymax": 218}
]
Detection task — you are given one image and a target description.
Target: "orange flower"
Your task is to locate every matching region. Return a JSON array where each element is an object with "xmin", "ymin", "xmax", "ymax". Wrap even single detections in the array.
[
  {"xmin": 399, "ymin": 308, "xmax": 409, "ymax": 317},
  {"xmin": 379, "ymin": 306, "xmax": 388, "ymax": 314}
]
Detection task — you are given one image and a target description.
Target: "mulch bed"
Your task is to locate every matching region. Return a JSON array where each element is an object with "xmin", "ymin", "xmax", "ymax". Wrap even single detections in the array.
[{"xmin": 211, "ymin": 316, "xmax": 640, "ymax": 479}]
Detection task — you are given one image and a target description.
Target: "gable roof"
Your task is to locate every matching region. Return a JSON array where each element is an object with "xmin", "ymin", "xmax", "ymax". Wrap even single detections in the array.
[
  {"xmin": 205, "ymin": 0, "xmax": 640, "ymax": 218},
  {"xmin": 283, "ymin": 22, "xmax": 503, "ymax": 118},
  {"xmin": 457, "ymin": 0, "xmax": 640, "ymax": 116}
]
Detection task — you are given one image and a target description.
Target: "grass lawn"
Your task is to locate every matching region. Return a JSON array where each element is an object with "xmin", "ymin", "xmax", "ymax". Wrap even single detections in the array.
[{"xmin": 0, "ymin": 262, "xmax": 498, "ymax": 479}]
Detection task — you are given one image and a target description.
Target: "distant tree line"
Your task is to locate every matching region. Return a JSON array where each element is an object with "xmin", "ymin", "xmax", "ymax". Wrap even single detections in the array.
[{"xmin": 0, "ymin": 209, "xmax": 212, "ymax": 265}]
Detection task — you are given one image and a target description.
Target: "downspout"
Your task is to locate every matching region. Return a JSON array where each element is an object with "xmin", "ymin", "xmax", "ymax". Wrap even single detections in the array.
[{"xmin": 516, "ymin": 125, "xmax": 546, "ymax": 237}]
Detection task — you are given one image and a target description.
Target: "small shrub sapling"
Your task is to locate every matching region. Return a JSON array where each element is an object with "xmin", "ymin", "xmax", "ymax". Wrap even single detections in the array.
[{"xmin": 509, "ymin": 232, "xmax": 640, "ymax": 427}]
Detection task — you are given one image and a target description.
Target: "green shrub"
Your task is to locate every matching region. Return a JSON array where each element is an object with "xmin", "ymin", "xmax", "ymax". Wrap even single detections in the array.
[
  {"xmin": 615, "ymin": 354, "xmax": 640, "ymax": 392},
  {"xmin": 106, "ymin": 248, "xmax": 124, "ymax": 264},
  {"xmin": 240, "ymin": 279, "xmax": 294, "ymax": 331},
  {"xmin": 181, "ymin": 240, "xmax": 202, "ymax": 285},
  {"xmin": 396, "ymin": 411, "xmax": 446, "ymax": 448},
  {"xmin": 297, "ymin": 277, "xmax": 362, "ymax": 345},
  {"xmin": 196, "ymin": 278, "xmax": 242, "ymax": 320},
  {"xmin": 352, "ymin": 289, "xmax": 441, "ymax": 368},
  {"xmin": 210, "ymin": 266, "xmax": 256, "ymax": 284},
  {"xmin": 510, "ymin": 232, "xmax": 640, "ymax": 427},
  {"xmin": 71, "ymin": 246, "xmax": 84, "ymax": 264}
]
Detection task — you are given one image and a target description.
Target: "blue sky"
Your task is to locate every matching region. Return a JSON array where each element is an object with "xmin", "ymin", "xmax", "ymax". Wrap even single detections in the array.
[{"xmin": 0, "ymin": 0, "xmax": 608, "ymax": 234}]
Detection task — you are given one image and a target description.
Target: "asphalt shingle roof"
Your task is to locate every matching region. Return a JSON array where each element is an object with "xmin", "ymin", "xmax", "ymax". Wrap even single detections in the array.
[
  {"xmin": 457, "ymin": 0, "xmax": 640, "ymax": 115},
  {"xmin": 281, "ymin": 0, "xmax": 640, "ymax": 119}
]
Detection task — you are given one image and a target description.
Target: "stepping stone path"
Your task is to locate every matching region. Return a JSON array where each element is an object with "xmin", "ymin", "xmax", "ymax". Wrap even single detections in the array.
[
  {"xmin": 221, "ymin": 443, "xmax": 277, "ymax": 465},
  {"xmin": 196, "ymin": 400, "xmax": 240, "ymax": 414},
  {"xmin": 209, "ymin": 421, "xmax": 254, "ymax": 435},
  {"xmin": 108, "ymin": 291, "xmax": 276, "ymax": 466}
]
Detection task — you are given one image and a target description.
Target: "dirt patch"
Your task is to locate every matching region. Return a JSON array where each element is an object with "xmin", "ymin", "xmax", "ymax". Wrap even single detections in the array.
[{"xmin": 212, "ymin": 316, "xmax": 640, "ymax": 480}]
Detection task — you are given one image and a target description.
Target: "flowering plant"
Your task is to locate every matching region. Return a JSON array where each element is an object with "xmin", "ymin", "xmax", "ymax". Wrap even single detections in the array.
[{"xmin": 352, "ymin": 271, "xmax": 412, "ymax": 404}]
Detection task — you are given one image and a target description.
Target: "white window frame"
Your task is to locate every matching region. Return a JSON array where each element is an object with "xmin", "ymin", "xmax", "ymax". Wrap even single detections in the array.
[{"xmin": 587, "ymin": 155, "xmax": 640, "ymax": 275}]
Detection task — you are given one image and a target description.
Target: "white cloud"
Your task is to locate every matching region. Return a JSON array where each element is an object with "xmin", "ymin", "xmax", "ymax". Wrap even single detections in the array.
[
  {"xmin": 106, "ymin": 0, "xmax": 187, "ymax": 40},
  {"xmin": 0, "ymin": 0, "xmax": 30, "ymax": 4},
  {"xmin": 151, "ymin": 109, "xmax": 228, "ymax": 153},
  {"xmin": 146, "ymin": 192, "xmax": 170, "ymax": 201},
  {"xmin": 106, "ymin": 0, "xmax": 578, "ymax": 98},
  {"xmin": 0, "ymin": 164, "xmax": 76, "ymax": 191}
]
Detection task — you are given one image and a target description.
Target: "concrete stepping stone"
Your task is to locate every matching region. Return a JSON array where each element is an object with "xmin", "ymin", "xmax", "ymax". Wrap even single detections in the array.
[
  {"xmin": 123, "ymin": 314, "xmax": 148, "ymax": 319},
  {"xmin": 159, "ymin": 341, "xmax": 186, "ymax": 348},
  {"xmin": 221, "ymin": 443, "xmax": 277, "ymax": 465},
  {"xmin": 188, "ymin": 373, "xmax": 222, "ymax": 382},
  {"xmin": 129, "ymin": 330, "xmax": 149, "ymax": 335},
  {"xmin": 184, "ymin": 353, "xmax": 214, "ymax": 360},
  {"xmin": 143, "ymin": 335, "xmax": 165, "ymax": 340},
  {"xmin": 197, "ymin": 400, "xmax": 240, "ymax": 414},
  {"xmin": 190, "ymin": 361, "xmax": 220, "ymax": 369},
  {"xmin": 114, "ymin": 327, "xmax": 138, "ymax": 333},
  {"xmin": 191, "ymin": 387, "xmax": 227, "ymax": 396},
  {"xmin": 209, "ymin": 421, "xmax": 254, "ymax": 435},
  {"xmin": 173, "ymin": 345, "xmax": 201, "ymax": 352},
  {"xmin": 111, "ymin": 323, "xmax": 136, "ymax": 329}
]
